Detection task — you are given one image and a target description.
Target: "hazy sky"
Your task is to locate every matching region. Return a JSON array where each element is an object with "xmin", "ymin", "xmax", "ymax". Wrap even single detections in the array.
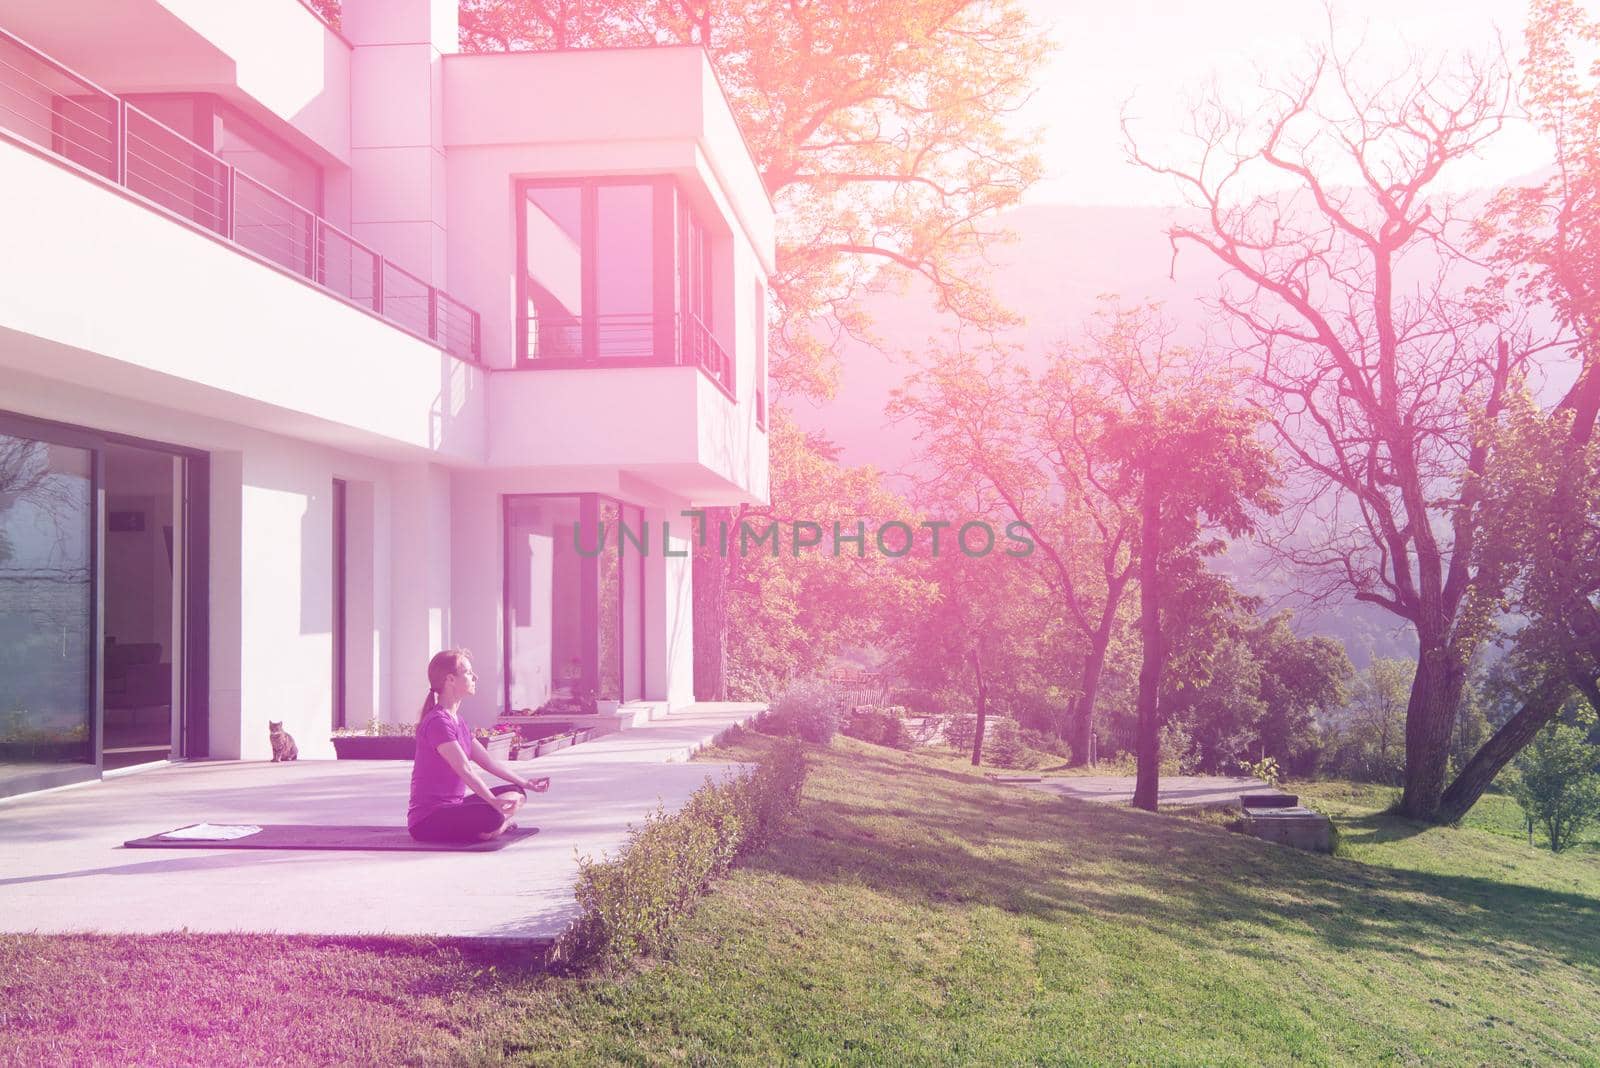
[{"xmin": 1017, "ymin": 0, "xmax": 1555, "ymax": 205}]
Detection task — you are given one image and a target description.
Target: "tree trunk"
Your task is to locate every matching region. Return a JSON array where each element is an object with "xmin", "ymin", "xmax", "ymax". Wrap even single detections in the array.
[
  {"xmin": 1436, "ymin": 676, "xmax": 1573, "ymax": 823},
  {"xmin": 1069, "ymin": 625, "xmax": 1113, "ymax": 766},
  {"xmin": 970, "ymin": 649, "xmax": 988, "ymax": 766},
  {"xmin": 1132, "ymin": 480, "xmax": 1162, "ymax": 812},
  {"xmin": 691, "ymin": 506, "xmax": 733, "ymax": 700},
  {"xmin": 1398, "ymin": 635, "xmax": 1469, "ymax": 819}
]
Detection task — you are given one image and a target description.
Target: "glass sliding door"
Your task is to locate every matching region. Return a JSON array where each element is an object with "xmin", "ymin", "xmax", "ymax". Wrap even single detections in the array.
[
  {"xmin": 101, "ymin": 442, "xmax": 185, "ymax": 771},
  {"xmin": 504, "ymin": 493, "xmax": 645, "ymax": 713},
  {"xmin": 0, "ymin": 429, "xmax": 95, "ymax": 795}
]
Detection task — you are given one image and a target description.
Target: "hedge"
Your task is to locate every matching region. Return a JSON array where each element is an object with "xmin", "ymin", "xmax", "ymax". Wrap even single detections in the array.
[{"xmin": 560, "ymin": 738, "xmax": 807, "ymax": 963}]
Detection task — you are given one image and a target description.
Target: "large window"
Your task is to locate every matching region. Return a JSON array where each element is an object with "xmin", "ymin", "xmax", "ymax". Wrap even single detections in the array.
[
  {"xmin": 518, "ymin": 178, "xmax": 731, "ymax": 395},
  {"xmin": 0, "ymin": 430, "xmax": 94, "ymax": 794},
  {"xmin": 504, "ymin": 494, "xmax": 645, "ymax": 712}
]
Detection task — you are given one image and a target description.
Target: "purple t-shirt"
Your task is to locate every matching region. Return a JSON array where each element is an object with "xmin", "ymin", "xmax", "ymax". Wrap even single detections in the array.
[{"xmin": 407, "ymin": 708, "xmax": 474, "ymax": 828}]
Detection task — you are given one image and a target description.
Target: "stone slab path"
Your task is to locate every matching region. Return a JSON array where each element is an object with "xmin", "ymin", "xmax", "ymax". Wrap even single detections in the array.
[{"xmin": 1018, "ymin": 774, "xmax": 1276, "ymax": 807}]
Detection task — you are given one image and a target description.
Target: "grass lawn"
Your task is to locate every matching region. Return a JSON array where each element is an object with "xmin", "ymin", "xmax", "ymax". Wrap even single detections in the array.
[{"xmin": 4, "ymin": 736, "xmax": 1599, "ymax": 1065}]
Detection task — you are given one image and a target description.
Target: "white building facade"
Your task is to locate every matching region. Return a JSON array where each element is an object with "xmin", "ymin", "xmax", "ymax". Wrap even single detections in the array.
[{"xmin": 0, "ymin": 0, "xmax": 773, "ymax": 798}]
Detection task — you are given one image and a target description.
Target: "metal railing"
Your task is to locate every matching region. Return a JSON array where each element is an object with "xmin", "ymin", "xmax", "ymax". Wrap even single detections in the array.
[
  {"xmin": 683, "ymin": 312, "xmax": 736, "ymax": 397},
  {"xmin": 0, "ymin": 27, "xmax": 481, "ymax": 363},
  {"xmin": 520, "ymin": 311, "xmax": 738, "ymax": 399}
]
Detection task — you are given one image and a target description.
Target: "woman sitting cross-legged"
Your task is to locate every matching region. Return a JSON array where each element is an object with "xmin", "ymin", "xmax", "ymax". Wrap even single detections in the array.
[{"xmin": 407, "ymin": 648, "xmax": 550, "ymax": 843}]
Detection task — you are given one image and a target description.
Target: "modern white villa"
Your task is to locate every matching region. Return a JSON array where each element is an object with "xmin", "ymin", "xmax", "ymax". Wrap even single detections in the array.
[{"xmin": 0, "ymin": 0, "xmax": 774, "ymax": 799}]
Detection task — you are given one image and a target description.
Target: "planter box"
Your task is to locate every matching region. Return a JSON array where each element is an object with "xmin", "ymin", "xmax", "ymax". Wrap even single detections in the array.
[
  {"xmin": 479, "ymin": 735, "xmax": 513, "ymax": 761},
  {"xmin": 534, "ymin": 732, "xmax": 575, "ymax": 757},
  {"xmin": 330, "ymin": 735, "xmax": 416, "ymax": 760}
]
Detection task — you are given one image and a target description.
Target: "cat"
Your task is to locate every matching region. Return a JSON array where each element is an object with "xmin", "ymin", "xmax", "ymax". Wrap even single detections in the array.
[{"xmin": 268, "ymin": 721, "xmax": 299, "ymax": 762}]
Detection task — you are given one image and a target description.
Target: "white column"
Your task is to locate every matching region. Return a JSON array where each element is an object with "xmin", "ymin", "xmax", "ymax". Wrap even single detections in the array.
[
  {"xmin": 343, "ymin": 0, "xmax": 454, "ymax": 287},
  {"xmin": 644, "ymin": 506, "xmax": 696, "ymax": 709},
  {"xmin": 388, "ymin": 463, "xmax": 452, "ymax": 721}
]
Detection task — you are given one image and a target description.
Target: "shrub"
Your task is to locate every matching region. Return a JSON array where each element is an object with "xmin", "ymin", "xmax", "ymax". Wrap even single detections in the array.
[
  {"xmin": 1238, "ymin": 754, "xmax": 1283, "ymax": 789},
  {"xmin": 843, "ymin": 706, "xmax": 913, "ymax": 749},
  {"xmin": 762, "ymin": 679, "xmax": 844, "ymax": 744},
  {"xmin": 1020, "ymin": 727, "xmax": 1071, "ymax": 758},
  {"xmin": 563, "ymin": 739, "xmax": 806, "ymax": 963},
  {"xmin": 1508, "ymin": 722, "xmax": 1600, "ymax": 852},
  {"xmin": 944, "ymin": 713, "xmax": 978, "ymax": 755},
  {"xmin": 987, "ymin": 718, "xmax": 1027, "ymax": 768}
]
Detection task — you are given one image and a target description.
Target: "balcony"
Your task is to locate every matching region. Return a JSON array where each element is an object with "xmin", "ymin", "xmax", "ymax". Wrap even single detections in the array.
[
  {"xmin": 523, "ymin": 311, "xmax": 736, "ymax": 399},
  {"xmin": 0, "ymin": 26, "xmax": 481, "ymax": 362}
]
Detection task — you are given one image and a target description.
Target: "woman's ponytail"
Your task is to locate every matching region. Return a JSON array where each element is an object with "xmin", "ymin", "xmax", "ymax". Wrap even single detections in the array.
[{"xmin": 420, "ymin": 649, "xmax": 472, "ymax": 721}]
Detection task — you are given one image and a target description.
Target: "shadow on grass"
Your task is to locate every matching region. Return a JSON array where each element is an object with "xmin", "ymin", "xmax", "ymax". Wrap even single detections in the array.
[
  {"xmin": 1336, "ymin": 811, "xmax": 1433, "ymax": 847},
  {"xmin": 744, "ymin": 740, "xmax": 1600, "ymax": 978}
]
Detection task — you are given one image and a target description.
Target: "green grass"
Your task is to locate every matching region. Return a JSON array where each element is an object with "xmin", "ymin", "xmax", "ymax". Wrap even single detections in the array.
[{"xmin": 4, "ymin": 739, "xmax": 1599, "ymax": 1065}]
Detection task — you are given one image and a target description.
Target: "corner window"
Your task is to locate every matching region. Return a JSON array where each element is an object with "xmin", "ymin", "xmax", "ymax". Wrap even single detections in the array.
[
  {"xmin": 516, "ymin": 178, "xmax": 734, "ymax": 396},
  {"xmin": 519, "ymin": 179, "xmax": 670, "ymax": 362}
]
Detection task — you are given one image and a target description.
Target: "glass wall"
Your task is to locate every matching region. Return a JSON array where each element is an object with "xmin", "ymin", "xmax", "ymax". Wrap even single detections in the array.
[
  {"xmin": 594, "ymin": 184, "xmax": 654, "ymax": 357},
  {"xmin": 505, "ymin": 494, "xmax": 646, "ymax": 712},
  {"xmin": 522, "ymin": 185, "xmax": 585, "ymax": 359},
  {"xmin": 0, "ymin": 432, "xmax": 94, "ymax": 793}
]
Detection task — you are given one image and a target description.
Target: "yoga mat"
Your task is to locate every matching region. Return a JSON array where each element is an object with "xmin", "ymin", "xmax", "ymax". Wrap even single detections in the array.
[{"xmin": 124, "ymin": 824, "xmax": 540, "ymax": 852}]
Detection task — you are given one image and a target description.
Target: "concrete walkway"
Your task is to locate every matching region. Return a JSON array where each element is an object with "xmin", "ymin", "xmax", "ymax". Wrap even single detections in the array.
[
  {"xmin": 0, "ymin": 702, "xmax": 764, "ymax": 944},
  {"xmin": 1019, "ymin": 774, "xmax": 1274, "ymax": 807}
]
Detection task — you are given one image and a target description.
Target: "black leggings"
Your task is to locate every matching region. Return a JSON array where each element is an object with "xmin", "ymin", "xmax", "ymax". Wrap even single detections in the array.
[{"xmin": 409, "ymin": 784, "xmax": 526, "ymax": 843}]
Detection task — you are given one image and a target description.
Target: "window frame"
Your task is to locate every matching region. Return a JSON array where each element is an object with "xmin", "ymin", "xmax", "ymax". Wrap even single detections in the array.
[{"xmin": 515, "ymin": 175, "xmax": 679, "ymax": 369}]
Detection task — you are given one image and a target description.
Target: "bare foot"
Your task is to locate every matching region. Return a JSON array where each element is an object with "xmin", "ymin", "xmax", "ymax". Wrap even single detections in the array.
[{"xmin": 478, "ymin": 815, "xmax": 514, "ymax": 841}]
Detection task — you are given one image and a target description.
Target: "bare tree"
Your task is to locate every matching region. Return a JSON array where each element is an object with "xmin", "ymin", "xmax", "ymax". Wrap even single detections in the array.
[{"xmin": 1125, "ymin": 27, "xmax": 1528, "ymax": 818}]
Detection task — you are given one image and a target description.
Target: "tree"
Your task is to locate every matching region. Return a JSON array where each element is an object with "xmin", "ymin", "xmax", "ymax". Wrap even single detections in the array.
[
  {"xmin": 1332, "ymin": 658, "xmax": 1416, "ymax": 785},
  {"xmin": 1126, "ymin": 26, "xmax": 1529, "ymax": 819},
  {"xmin": 1250, "ymin": 614, "xmax": 1352, "ymax": 777},
  {"xmin": 895, "ymin": 516, "xmax": 1048, "ymax": 766},
  {"xmin": 889, "ymin": 305, "xmax": 1150, "ymax": 764},
  {"xmin": 1097, "ymin": 346, "xmax": 1279, "ymax": 810},
  {"xmin": 1507, "ymin": 718, "xmax": 1600, "ymax": 852},
  {"xmin": 700, "ymin": 410, "xmax": 933, "ymax": 700},
  {"xmin": 1438, "ymin": 0, "xmax": 1600, "ymax": 821}
]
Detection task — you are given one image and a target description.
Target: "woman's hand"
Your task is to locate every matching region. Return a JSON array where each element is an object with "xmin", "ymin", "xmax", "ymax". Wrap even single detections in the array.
[
  {"xmin": 520, "ymin": 776, "xmax": 551, "ymax": 793},
  {"xmin": 496, "ymin": 795, "xmax": 522, "ymax": 816}
]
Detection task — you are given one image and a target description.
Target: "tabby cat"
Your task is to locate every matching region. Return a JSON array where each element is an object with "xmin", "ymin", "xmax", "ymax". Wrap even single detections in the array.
[{"xmin": 268, "ymin": 720, "xmax": 299, "ymax": 762}]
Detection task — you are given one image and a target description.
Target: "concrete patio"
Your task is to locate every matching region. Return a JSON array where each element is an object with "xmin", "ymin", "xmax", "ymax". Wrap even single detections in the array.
[{"xmin": 0, "ymin": 702, "xmax": 764, "ymax": 945}]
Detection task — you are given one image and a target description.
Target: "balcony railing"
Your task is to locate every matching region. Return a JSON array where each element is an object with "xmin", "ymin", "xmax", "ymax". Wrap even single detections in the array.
[
  {"xmin": 0, "ymin": 27, "xmax": 481, "ymax": 363},
  {"xmin": 520, "ymin": 311, "xmax": 737, "ymax": 399}
]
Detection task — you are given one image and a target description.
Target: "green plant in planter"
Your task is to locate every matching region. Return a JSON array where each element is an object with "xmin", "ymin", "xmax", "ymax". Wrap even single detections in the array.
[{"xmin": 331, "ymin": 719, "xmax": 416, "ymax": 738}]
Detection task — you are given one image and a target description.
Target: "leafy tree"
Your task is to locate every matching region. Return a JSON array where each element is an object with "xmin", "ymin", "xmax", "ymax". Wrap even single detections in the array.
[
  {"xmin": 1330, "ymin": 659, "xmax": 1416, "ymax": 785},
  {"xmin": 894, "ymin": 517, "xmax": 1048, "ymax": 766},
  {"xmin": 1441, "ymin": 0, "xmax": 1600, "ymax": 818},
  {"xmin": 1251, "ymin": 615, "xmax": 1353, "ymax": 777},
  {"xmin": 707, "ymin": 410, "xmax": 933, "ymax": 700},
  {"xmin": 1097, "ymin": 349, "xmax": 1278, "ymax": 810},
  {"xmin": 889, "ymin": 306, "xmax": 1149, "ymax": 764},
  {"xmin": 1507, "ymin": 718, "xmax": 1600, "ymax": 852},
  {"xmin": 1125, "ymin": 22, "xmax": 1538, "ymax": 820}
]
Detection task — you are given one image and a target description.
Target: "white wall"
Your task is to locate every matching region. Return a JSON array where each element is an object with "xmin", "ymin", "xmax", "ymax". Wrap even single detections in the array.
[{"xmin": 0, "ymin": 140, "xmax": 487, "ymax": 466}]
